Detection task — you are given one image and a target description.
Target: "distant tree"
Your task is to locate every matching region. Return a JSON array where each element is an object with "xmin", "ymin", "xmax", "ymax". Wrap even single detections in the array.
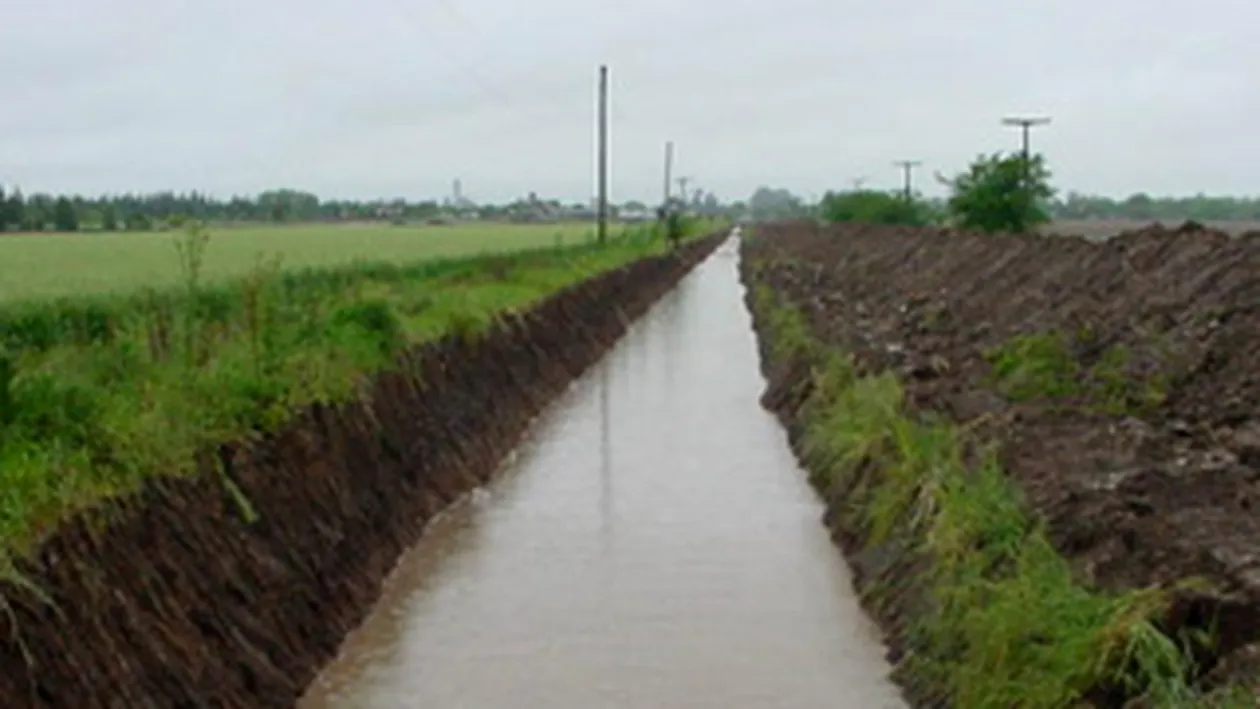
[
  {"xmin": 24, "ymin": 194, "xmax": 54, "ymax": 231},
  {"xmin": 126, "ymin": 212, "xmax": 153, "ymax": 231},
  {"xmin": 748, "ymin": 186, "xmax": 805, "ymax": 221},
  {"xmin": 819, "ymin": 189, "xmax": 930, "ymax": 226},
  {"xmin": 8, "ymin": 189, "xmax": 24, "ymax": 231},
  {"xmin": 52, "ymin": 197, "xmax": 79, "ymax": 232},
  {"xmin": 1121, "ymin": 193, "xmax": 1155, "ymax": 220},
  {"xmin": 944, "ymin": 152, "xmax": 1054, "ymax": 233},
  {"xmin": 100, "ymin": 204, "xmax": 118, "ymax": 231}
]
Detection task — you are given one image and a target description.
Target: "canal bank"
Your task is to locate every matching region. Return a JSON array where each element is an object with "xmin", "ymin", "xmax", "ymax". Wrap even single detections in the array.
[{"xmin": 0, "ymin": 236, "xmax": 722, "ymax": 709}]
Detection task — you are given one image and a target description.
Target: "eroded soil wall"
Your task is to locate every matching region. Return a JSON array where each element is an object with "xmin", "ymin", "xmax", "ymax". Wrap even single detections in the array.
[
  {"xmin": 0, "ymin": 235, "xmax": 722, "ymax": 709},
  {"xmin": 741, "ymin": 221, "xmax": 1260, "ymax": 705}
]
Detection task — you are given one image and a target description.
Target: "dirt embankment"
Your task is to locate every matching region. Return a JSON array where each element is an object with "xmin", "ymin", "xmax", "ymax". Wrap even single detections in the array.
[
  {"xmin": 742, "ymin": 221, "xmax": 1260, "ymax": 706},
  {"xmin": 0, "ymin": 235, "xmax": 723, "ymax": 709}
]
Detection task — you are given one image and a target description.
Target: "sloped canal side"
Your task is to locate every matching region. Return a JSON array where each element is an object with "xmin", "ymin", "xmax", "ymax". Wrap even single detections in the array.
[
  {"xmin": 300, "ymin": 237, "xmax": 906, "ymax": 708},
  {"xmin": 0, "ymin": 236, "xmax": 722, "ymax": 709}
]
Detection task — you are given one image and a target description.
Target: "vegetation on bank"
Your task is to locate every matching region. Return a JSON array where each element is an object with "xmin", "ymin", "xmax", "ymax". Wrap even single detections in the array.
[
  {"xmin": 749, "ymin": 280, "xmax": 1248, "ymax": 708},
  {"xmin": 817, "ymin": 190, "xmax": 935, "ymax": 227},
  {"xmin": 0, "ymin": 219, "xmax": 716, "ymax": 556}
]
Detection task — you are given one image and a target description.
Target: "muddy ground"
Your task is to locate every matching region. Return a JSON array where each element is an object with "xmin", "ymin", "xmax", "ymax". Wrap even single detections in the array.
[
  {"xmin": 743, "ymin": 220, "xmax": 1260, "ymax": 693},
  {"xmin": 0, "ymin": 236, "xmax": 723, "ymax": 709}
]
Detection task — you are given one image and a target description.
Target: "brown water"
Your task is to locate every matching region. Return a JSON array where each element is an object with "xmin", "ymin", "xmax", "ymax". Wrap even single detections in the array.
[{"xmin": 299, "ymin": 237, "xmax": 906, "ymax": 709}]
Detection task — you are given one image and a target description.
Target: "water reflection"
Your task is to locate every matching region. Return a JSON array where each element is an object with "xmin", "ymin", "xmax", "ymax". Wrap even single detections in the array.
[{"xmin": 598, "ymin": 356, "xmax": 613, "ymax": 550}]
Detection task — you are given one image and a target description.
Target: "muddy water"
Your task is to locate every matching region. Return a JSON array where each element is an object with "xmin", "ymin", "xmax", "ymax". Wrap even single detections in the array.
[{"xmin": 300, "ymin": 237, "xmax": 905, "ymax": 709}]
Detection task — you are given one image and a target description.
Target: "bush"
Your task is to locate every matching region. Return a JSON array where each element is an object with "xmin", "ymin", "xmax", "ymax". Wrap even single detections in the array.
[
  {"xmin": 943, "ymin": 152, "xmax": 1055, "ymax": 234},
  {"xmin": 819, "ymin": 190, "xmax": 930, "ymax": 226}
]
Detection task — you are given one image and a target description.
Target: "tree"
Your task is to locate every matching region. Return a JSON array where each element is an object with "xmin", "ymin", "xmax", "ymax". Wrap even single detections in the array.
[
  {"xmin": 748, "ymin": 186, "xmax": 805, "ymax": 221},
  {"xmin": 8, "ymin": 189, "xmax": 23, "ymax": 231},
  {"xmin": 126, "ymin": 212, "xmax": 152, "ymax": 231},
  {"xmin": 819, "ymin": 189, "xmax": 930, "ymax": 226},
  {"xmin": 944, "ymin": 152, "xmax": 1054, "ymax": 233},
  {"xmin": 101, "ymin": 204, "xmax": 118, "ymax": 231},
  {"xmin": 52, "ymin": 197, "xmax": 79, "ymax": 232},
  {"xmin": 24, "ymin": 194, "xmax": 53, "ymax": 231}
]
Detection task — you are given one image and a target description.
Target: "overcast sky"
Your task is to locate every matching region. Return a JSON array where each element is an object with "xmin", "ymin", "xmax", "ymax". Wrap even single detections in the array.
[{"xmin": 1, "ymin": 0, "xmax": 1257, "ymax": 204}]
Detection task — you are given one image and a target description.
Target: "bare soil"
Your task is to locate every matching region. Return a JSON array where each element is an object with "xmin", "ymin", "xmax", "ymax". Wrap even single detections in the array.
[
  {"xmin": 1048, "ymin": 218, "xmax": 1260, "ymax": 242},
  {"xmin": 0, "ymin": 237, "xmax": 723, "ymax": 708},
  {"xmin": 743, "ymin": 220, "xmax": 1260, "ymax": 692}
]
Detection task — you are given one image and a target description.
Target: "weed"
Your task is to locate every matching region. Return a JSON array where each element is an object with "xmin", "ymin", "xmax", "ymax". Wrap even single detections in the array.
[{"xmin": 985, "ymin": 331, "xmax": 1169, "ymax": 416}]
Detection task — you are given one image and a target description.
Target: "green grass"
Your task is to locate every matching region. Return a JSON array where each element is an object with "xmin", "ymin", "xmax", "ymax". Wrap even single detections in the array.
[
  {"xmin": 0, "ymin": 221, "xmax": 620, "ymax": 301},
  {"xmin": 750, "ymin": 284, "xmax": 1242, "ymax": 708},
  {"xmin": 985, "ymin": 331, "xmax": 1169, "ymax": 415},
  {"xmin": 0, "ymin": 219, "xmax": 713, "ymax": 557}
]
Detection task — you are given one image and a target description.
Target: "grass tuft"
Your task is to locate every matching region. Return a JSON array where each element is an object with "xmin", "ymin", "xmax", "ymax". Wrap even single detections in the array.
[{"xmin": 986, "ymin": 331, "xmax": 1169, "ymax": 416}]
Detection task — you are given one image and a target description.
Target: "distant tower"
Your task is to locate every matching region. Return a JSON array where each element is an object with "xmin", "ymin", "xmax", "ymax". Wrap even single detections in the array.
[{"xmin": 452, "ymin": 178, "xmax": 462, "ymax": 203}]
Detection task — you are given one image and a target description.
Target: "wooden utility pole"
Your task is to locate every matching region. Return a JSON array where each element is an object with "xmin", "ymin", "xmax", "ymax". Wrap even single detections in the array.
[
  {"xmin": 662, "ymin": 141, "xmax": 674, "ymax": 206},
  {"xmin": 1001, "ymin": 115, "xmax": 1051, "ymax": 160},
  {"xmin": 1001, "ymin": 115, "xmax": 1051, "ymax": 190},
  {"xmin": 596, "ymin": 65, "xmax": 609, "ymax": 244},
  {"xmin": 676, "ymin": 176, "xmax": 692, "ymax": 205},
  {"xmin": 893, "ymin": 160, "xmax": 922, "ymax": 201}
]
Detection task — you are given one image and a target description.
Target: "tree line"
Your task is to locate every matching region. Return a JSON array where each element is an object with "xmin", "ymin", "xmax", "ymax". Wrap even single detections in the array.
[
  {"xmin": 0, "ymin": 187, "xmax": 456, "ymax": 232},
  {"xmin": 3, "ymin": 177, "xmax": 1258, "ymax": 235},
  {"xmin": 0, "ymin": 184, "xmax": 738, "ymax": 234},
  {"xmin": 816, "ymin": 151, "xmax": 1260, "ymax": 234},
  {"xmin": 1050, "ymin": 192, "xmax": 1260, "ymax": 221}
]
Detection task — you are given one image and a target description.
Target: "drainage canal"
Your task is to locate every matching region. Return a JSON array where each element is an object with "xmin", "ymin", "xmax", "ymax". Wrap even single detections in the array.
[{"xmin": 300, "ymin": 237, "xmax": 905, "ymax": 708}]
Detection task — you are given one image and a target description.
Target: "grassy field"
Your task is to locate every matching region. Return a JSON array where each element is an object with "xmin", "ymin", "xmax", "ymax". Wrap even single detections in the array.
[
  {"xmin": 0, "ymin": 222, "xmax": 610, "ymax": 302},
  {"xmin": 0, "ymin": 219, "xmax": 717, "ymax": 557}
]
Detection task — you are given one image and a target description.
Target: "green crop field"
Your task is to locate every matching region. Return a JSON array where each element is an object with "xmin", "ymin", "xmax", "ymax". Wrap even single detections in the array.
[{"xmin": 0, "ymin": 222, "xmax": 607, "ymax": 302}]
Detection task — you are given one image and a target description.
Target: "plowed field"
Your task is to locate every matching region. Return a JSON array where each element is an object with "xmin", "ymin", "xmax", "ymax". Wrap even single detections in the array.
[{"xmin": 745, "ymin": 219, "xmax": 1260, "ymax": 692}]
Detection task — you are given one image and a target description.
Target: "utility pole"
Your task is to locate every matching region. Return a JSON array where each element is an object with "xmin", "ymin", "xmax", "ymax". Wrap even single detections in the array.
[
  {"xmin": 1001, "ymin": 115, "xmax": 1051, "ymax": 161},
  {"xmin": 676, "ymin": 176, "xmax": 692, "ymax": 205},
  {"xmin": 1001, "ymin": 115, "xmax": 1051, "ymax": 193},
  {"xmin": 596, "ymin": 64, "xmax": 609, "ymax": 244},
  {"xmin": 893, "ymin": 160, "xmax": 922, "ymax": 201},
  {"xmin": 662, "ymin": 141, "xmax": 674, "ymax": 206}
]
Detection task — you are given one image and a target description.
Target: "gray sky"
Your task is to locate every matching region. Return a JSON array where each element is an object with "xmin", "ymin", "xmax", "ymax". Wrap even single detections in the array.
[{"xmin": 1, "ymin": 0, "xmax": 1257, "ymax": 204}]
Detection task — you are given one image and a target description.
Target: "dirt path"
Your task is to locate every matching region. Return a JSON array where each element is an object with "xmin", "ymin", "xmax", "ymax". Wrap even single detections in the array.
[{"xmin": 743, "ymin": 220, "xmax": 1260, "ymax": 697}]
